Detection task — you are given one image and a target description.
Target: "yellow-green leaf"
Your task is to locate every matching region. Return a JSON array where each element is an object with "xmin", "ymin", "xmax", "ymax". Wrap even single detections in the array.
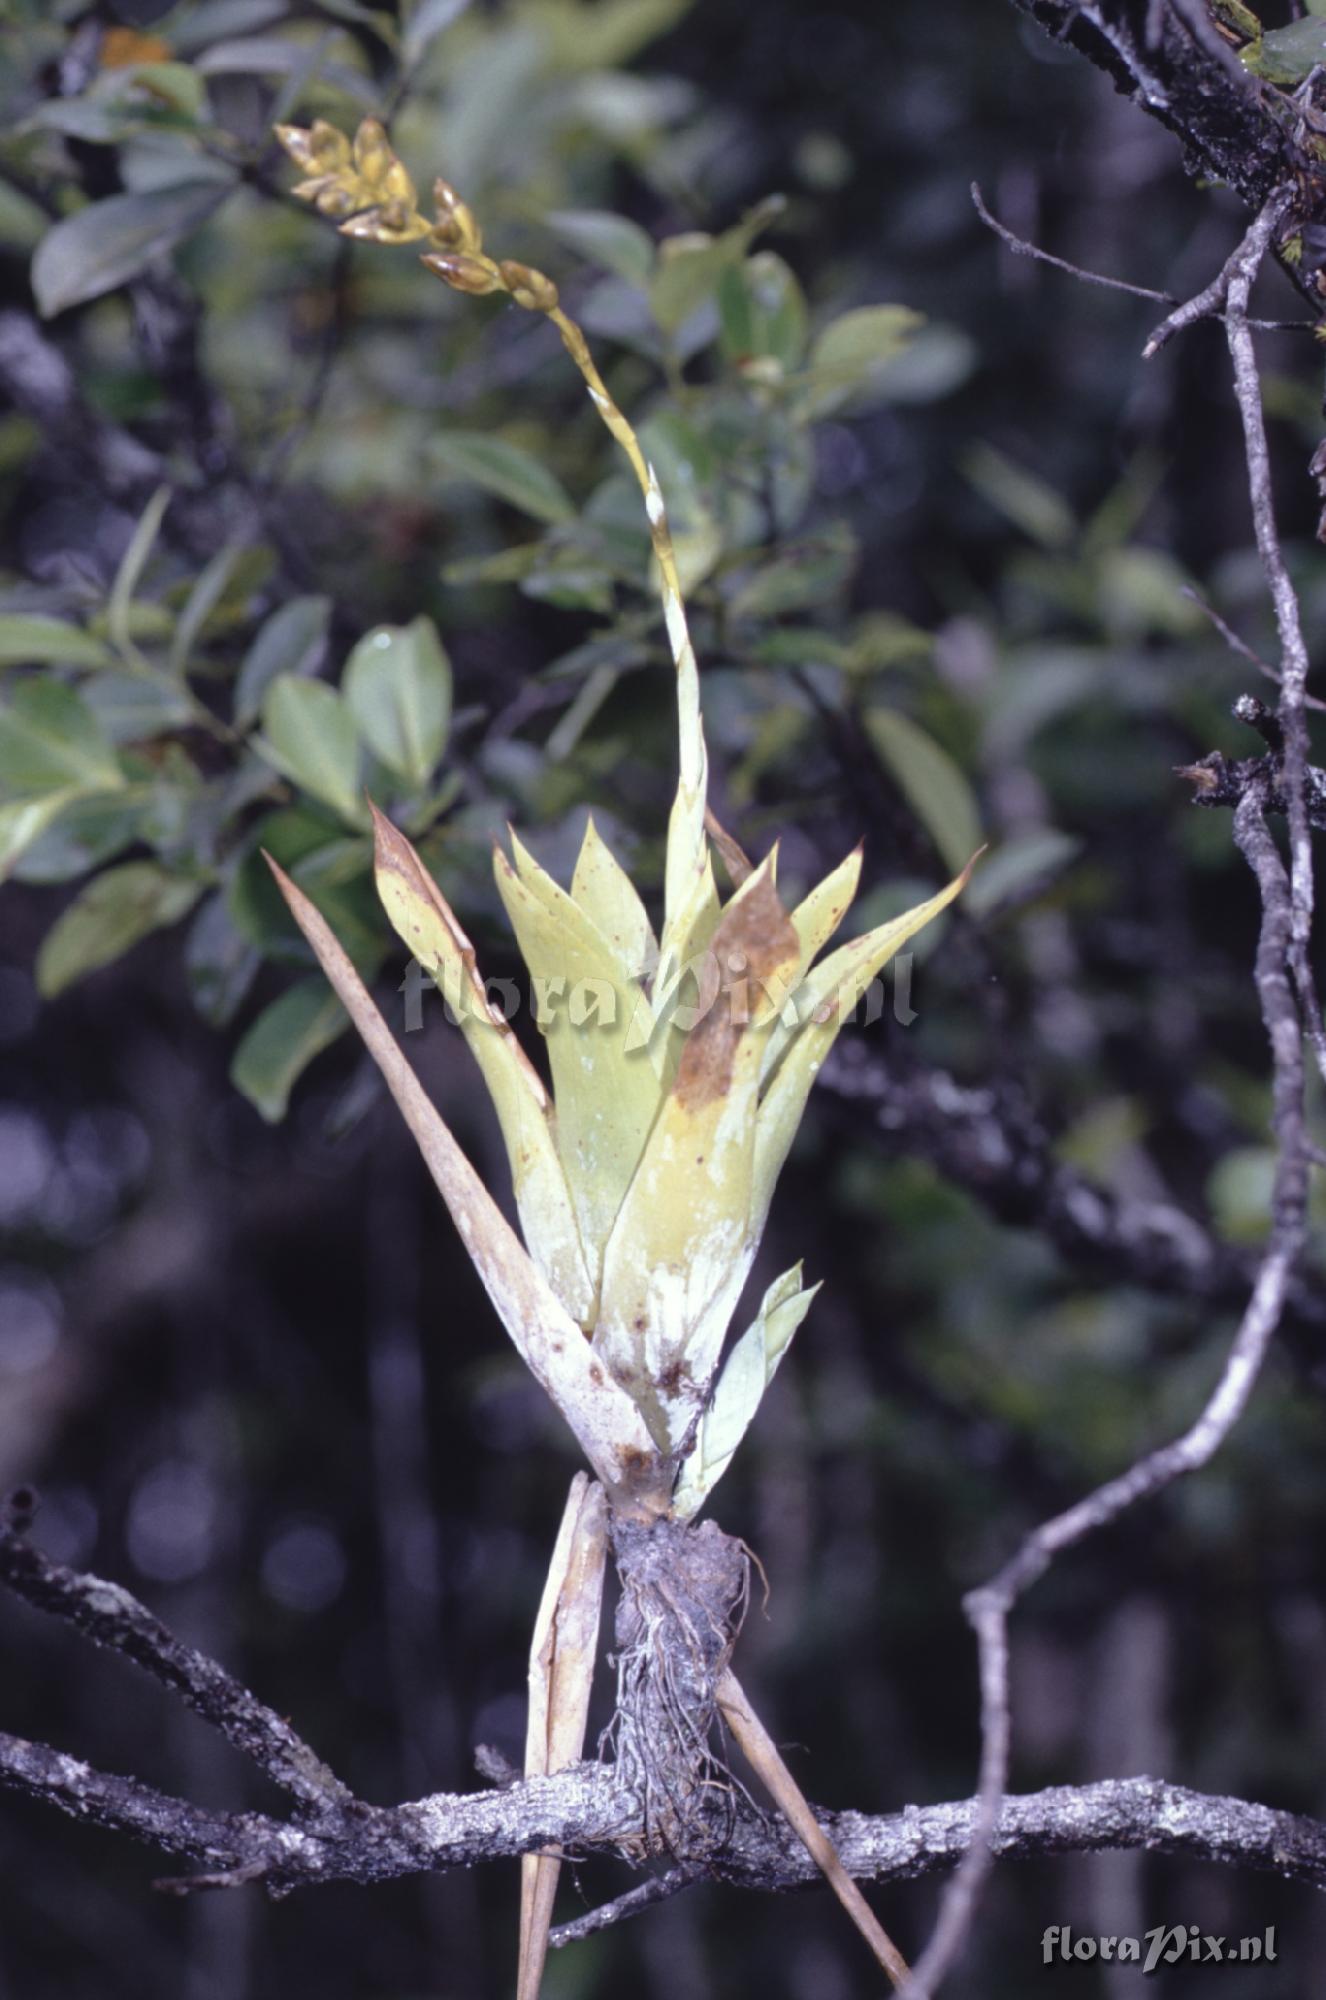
[
  {"xmin": 595, "ymin": 863, "xmax": 801, "ymax": 1449},
  {"xmin": 36, "ymin": 860, "xmax": 202, "ymax": 997},
  {"xmin": 751, "ymin": 863, "xmax": 975, "ymax": 1237},
  {"xmin": 495, "ymin": 832, "xmax": 663, "ymax": 1272},
  {"xmin": 265, "ymin": 853, "xmax": 664, "ymax": 1509},
  {"xmin": 672, "ymin": 1263, "xmax": 819, "ymax": 1518},
  {"xmin": 569, "ymin": 817, "xmax": 657, "ymax": 980},
  {"xmin": 372, "ymin": 806, "xmax": 594, "ymax": 1325}
]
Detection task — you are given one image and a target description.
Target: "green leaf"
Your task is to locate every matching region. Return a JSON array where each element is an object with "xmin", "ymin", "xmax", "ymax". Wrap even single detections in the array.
[
  {"xmin": 0, "ymin": 179, "xmax": 47, "ymax": 254},
  {"xmin": 963, "ymin": 829, "xmax": 1082, "ymax": 919},
  {"xmin": 0, "ymin": 793, "xmax": 80, "ymax": 881},
  {"xmin": 234, "ymin": 596, "xmax": 331, "ymax": 729},
  {"xmin": 0, "ymin": 679, "xmax": 125, "ymax": 798},
  {"xmin": 32, "ymin": 181, "xmax": 232, "ymax": 319},
  {"xmin": 865, "ymin": 708, "xmax": 982, "ymax": 876},
  {"xmin": 9, "ymin": 791, "xmax": 148, "ymax": 884},
  {"xmin": 1241, "ymin": 18, "xmax": 1326, "ymax": 80},
  {"xmin": 0, "ymin": 615, "xmax": 115, "ymax": 669},
  {"xmin": 170, "ymin": 542, "xmax": 247, "ymax": 675},
  {"xmin": 718, "ymin": 252, "xmax": 808, "ymax": 374},
  {"xmin": 403, "ymin": 0, "xmax": 471, "ymax": 65},
  {"xmin": 82, "ymin": 674, "xmax": 196, "ymax": 742},
  {"xmin": 185, "ymin": 890, "xmax": 262, "ymax": 1028},
  {"xmin": 259, "ymin": 676, "xmax": 364, "ymax": 826},
  {"xmin": 429, "ymin": 431, "xmax": 575, "ymax": 524},
  {"xmin": 648, "ymin": 197, "xmax": 785, "ymax": 336},
  {"xmin": 964, "ymin": 443, "xmax": 1076, "ymax": 550},
  {"xmin": 545, "ymin": 208, "xmax": 654, "ymax": 288},
  {"xmin": 802, "ymin": 304, "xmax": 924, "ymax": 416},
  {"xmin": 672, "ymin": 1265, "xmax": 819, "ymax": 1518},
  {"xmin": 230, "ymin": 976, "xmax": 347, "ymax": 1123},
  {"xmin": 108, "ymin": 485, "xmax": 172, "ymax": 663},
  {"xmin": 343, "ymin": 616, "xmax": 452, "ymax": 790},
  {"xmin": 728, "ymin": 521, "xmax": 858, "ymax": 620},
  {"xmin": 36, "ymin": 861, "xmax": 202, "ymax": 997}
]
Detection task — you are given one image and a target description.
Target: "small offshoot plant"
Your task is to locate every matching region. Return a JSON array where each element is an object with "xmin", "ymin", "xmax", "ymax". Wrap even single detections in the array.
[{"xmin": 269, "ymin": 115, "xmax": 974, "ymax": 1997}]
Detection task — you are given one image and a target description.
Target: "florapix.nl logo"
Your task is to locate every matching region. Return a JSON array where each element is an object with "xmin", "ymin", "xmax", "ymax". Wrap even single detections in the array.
[
  {"xmin": 1041, "ymin": 1924, "xmax": 1277, "ymax": 1973},
  {"xmin": 398, "ymin": 941, "xmax": 920, "ymax": 1039}
]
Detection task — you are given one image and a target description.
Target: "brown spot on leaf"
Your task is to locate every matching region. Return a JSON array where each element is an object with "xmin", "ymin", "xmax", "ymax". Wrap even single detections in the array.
[{"xmin": 674, "ymin": 866, "xmax": 798, "ymax": 1112}]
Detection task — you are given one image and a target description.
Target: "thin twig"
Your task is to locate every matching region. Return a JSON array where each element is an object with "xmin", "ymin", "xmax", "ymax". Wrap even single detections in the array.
[
  {"xmin": 0, "ymin": 1524, "xmax": 350, "ymax": 1817},
  {"xmin": 1181, "ymin": 585, "xmax": 1326, "ymax": 711},
  {"xmin": 971, "ymin": 183, "xmax": 1310, "ymax": 332},
  {"xmin": 972, "ymin": 183, "xmax": 1175, "ymax": 303},
  {"xmin": 548, "ymin": 1866, "xmax": 703, "ymax": 1948},
  {"xmin": 1143, "ymin": 195, "xmax": 1288, "ymax": 354},
  {"xmin": 904, "ymin": 196, "xmax": 1312, "ymax": 2000}
]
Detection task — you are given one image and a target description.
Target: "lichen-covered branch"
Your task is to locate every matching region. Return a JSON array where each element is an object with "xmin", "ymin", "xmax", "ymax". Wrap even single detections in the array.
[
  {"xmin": 3, "ymin": 1713, "xmax": 1325, "ymax": 1909},
  {"xmin": 1007, "ymin": 0, "xmax": 1293, "ymax": 209},
  {"xmin": 0, "ymin": 1520, "xmax": 349, "ymax": 1816}
]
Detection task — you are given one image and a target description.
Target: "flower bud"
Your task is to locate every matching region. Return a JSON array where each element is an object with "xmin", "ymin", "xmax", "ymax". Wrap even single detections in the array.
[
  {"xmin": 499, "ymin": 260, "xmax": 559, "ymax": 312},
  {"xmin": 352, "ymin": 118, "xmax": 393, "ymax": 187},
  {"xmin": 420, "ymin": 251, "xmax": 506, "ymax": 296},
  {"xmin": 308, "ymin": 120, "xmax": 352, "ymax": 171}
]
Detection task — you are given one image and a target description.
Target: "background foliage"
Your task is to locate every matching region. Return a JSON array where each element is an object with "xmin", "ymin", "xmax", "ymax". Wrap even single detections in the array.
[{"xmin": 2, "ymin": 0, "xmax": 1325, "ymax": 1994}]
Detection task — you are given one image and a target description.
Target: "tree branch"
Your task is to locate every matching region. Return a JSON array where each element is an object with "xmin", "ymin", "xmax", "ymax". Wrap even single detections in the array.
[
  {"xmin": 902, "ymin": 194, "xmax": 1316, "ymax": 1999},
  {"xmin": 4, "ymin": 1712, "xmax": 1325, "ymax": 1909},
  {"xmin": 0, "ymin": 1521, "xmax": 350, "ymax": 1818},
  {"xmin": 1007, "ymin": 0, "xmax": 1294, "ymax": 210}
]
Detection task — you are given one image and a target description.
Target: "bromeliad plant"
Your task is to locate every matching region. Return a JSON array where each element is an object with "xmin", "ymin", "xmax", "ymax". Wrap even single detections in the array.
[{"xmin": 273, "ymin": 116, "xmax": 972, "ymax": 1996}]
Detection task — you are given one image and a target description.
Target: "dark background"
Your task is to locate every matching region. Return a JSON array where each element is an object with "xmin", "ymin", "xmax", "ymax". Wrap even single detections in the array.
[{"xmin": 2, "ymin": 1, "xmax": 1326, "ymax": 1995}]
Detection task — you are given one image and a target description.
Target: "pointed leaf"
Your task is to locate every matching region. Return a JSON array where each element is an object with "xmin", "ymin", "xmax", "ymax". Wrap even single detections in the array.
[
  {"xmin": 372, "ymin": 806, "xmax": 594, "ymax": 1324},
  {"xmin": 495, "ymin": 833, "xmax": 664, "ymax": 1270},
  {"xmin": 752, "ymin": 862, "xmax": 975, "ymax": 1236},
  {"xmin": 107, "ymin": 485, "xmax": 171, "ymax": 666},
  {"xmin": 570, "ymin": 817, "xmax": 657, "ymax": 980},
  {"xmin": 595, "ymin": 863, "xmax": 801, "ymax": 1449},
  {"xmin": 802, "ymin": 304, "xmax": 924, "ymax": 417},
  {"xmin": 266, "ymin": 855, "xmax": 664, "ymax": 1506},
  {"xmin": 546, "ymin": 208, "xmax": 653, "ymax": 288},
  {"xmin": 429, "ymin": 431, "xmax": 575, "ymax": 524},
  {"xmin": 36, "ymin": 861, "xmax": 201, "ymax": 997},
  {"xmin": 344, "ymin": 616, "xmax": 452, "ymax": 790},
  {"xmin": 672, "ymin": 1264, "xmax": 818, "ymax": 1518},
  {"xmin": 519, "ymin": 1473, "xmax": 607, "ymax": 2000},
  {"xmin": 32, "ymin": 181, "xmax": 232, "ymax": 318},
  {"xmin": 865, "ymin": 708, "xmax": 982, "ymax": 875}
]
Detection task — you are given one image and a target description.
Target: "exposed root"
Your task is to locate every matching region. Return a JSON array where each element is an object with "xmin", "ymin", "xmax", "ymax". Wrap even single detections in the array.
[{"xmin": 605, "ymin": 1513, "xmax": 750, "ymax": 1859}]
